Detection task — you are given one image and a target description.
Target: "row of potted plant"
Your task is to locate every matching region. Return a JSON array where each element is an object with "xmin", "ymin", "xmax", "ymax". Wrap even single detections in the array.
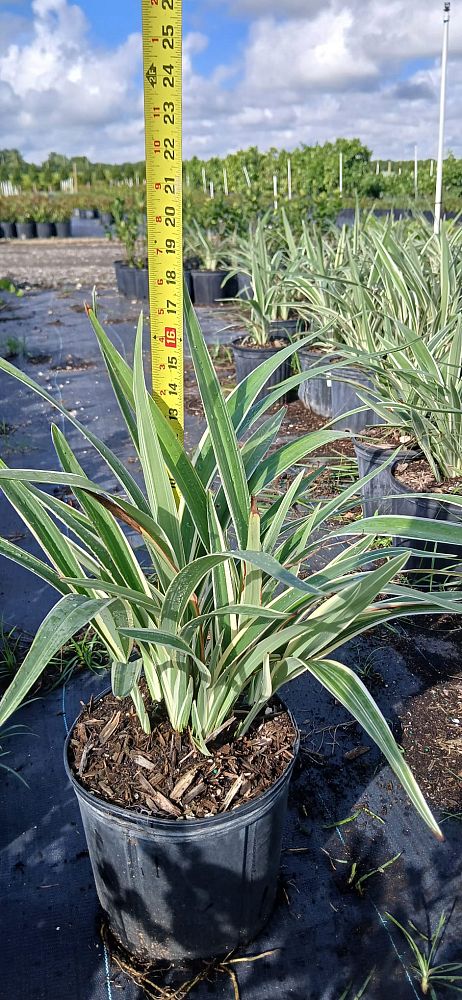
[
  {"xmin": 0, "ymin": 195, "xmax": 73, "ymax": 238},
  {"xmin": 1, "ymin": 289, "xmax": 461, "ymax": 963}
]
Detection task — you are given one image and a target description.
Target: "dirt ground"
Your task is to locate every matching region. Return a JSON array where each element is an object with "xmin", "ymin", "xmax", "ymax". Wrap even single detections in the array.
[{"xmin": 0, "ymin": 236, "xmax": 123, "ymax": 288}]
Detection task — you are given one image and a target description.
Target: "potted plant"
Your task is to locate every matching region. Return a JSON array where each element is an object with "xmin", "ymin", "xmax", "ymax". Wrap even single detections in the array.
[
  {"xmin": 229, "ymin": 215, "xmax": 308, "ymax": 401},
  {"xmin": 110, "ymin": 194, "xmax": 148, "ymax": 298},
  {"xmin": 0, "ymin": 197, "xmax": 17, "ymax": 239},
  {"xmin": 49, "ymin": 197, "xmax": 72, "ymax": 238},
  {"xmin": 352, "ymin": 319, "xmax": 462, "ymax": 575},
  {"xmin": 30, "ymin": 196, "xmax": 55, "ymax": 238},
  {"xmin": 184, "ymin": 220, "xmax": 236, "ymax": 304},
  {"xmin": 14, "ymin": 197, "xmax": 37, "ymax": 239},
  {"xmin": 288, "ymin": 212, "xmax": 462, "ymax": 431},
  {"xmin": 0, "ymin": 292, "xmax": 458, "ymax": 963}
]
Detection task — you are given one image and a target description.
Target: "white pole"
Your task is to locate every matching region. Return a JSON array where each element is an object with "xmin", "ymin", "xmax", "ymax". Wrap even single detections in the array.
[
  {"xmin": 273, "ymin": 174, "xmax": 278, "ymax": 211},
  {"xmin": 287, "ymin": 158, "xmax": 292, "ymax": 200},
  {"xmin": 414, "ymin": 144, "xmax": 418, "ymax": 199},
  {"xmin": 434, "ymin": 2, "xmax": 451, "ymax": 235},
  {"xmin": 376, "ymin": 160, "xmax": 380, "ymax": 175},
  {"xmin": 243, "ymin": 165, "xmax": 251, "ymax": 188},
  {"xmin": 202, "ymin": 167, "xmax": 207, "ymax": 193},
  {"xmin": 339, "ymin": 152, "xmax": 343, "ymax": 195},
  {"xmin": 209, "ymin": 181, "xmax": 214, "ymax": 199},
  {"xmin": 387, "ymin": 160, "xmax": 392, "ymax": 176},
  {"xmin": 223, "ymin": 167, "xmax": 228, "ymax": 196}
]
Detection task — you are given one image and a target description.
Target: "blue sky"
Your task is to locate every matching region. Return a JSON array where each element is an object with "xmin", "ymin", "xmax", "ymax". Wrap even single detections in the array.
[{"xmin": 0, "ymin": 0, "xmax": 461, "ymax": 163}]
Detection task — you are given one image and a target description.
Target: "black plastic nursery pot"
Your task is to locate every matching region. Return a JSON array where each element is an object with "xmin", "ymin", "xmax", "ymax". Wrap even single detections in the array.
[
  {"xmin": 298, "ymin": 351, "xmax": 381, "ymax": 431},
  {"xmin": 64, "ymin": 700, "xmax": 299, "ymax": 963},
  {"xmin": 100, "ymin": 211, "xmax": 114, "ymax": 227},
  {"xmin": 36, "ymin": 222, "xmax": 55, "ymax": 238},
  {"xmin": 190, "ymin": 269, "xmax": 237, "ymax": 305},
  {"xmin": 390, "ymin": 463, "xmax": 462, "ymax": 578},
  {"xmin": 114, "ymin": 261, "xmax": 148, "ymax": 299},
  {"xmin": 184, "ymin": 268, "xmax": 194, "ymax": 301},
  {"xmin": 331, "ymin": 368, "xmax": 384, "ymax": 432},
  {"xmin": 0, "ymin": 221, "xmax": 16, "ymax": 238},
  {"xmin": 16, "ymin": 221, "xmax": 36, "ymax": 239},
  {"xmin": 232, "ymin": 336, "xmax": 292, "ymax": 404},
  {"xmin": 55, "ymin": 220, "xmax": 71, "ymax": 238},
  {"xmin": 236, "ymin": 271, "xmax": 253, "ymax": 299},
  {"xmin": 353, "ymin": 439, "xmax": 418, "ymax": 518},
  {"xmin": 297, "ymin": 349, "xmax": 333, "ymax": 419}
]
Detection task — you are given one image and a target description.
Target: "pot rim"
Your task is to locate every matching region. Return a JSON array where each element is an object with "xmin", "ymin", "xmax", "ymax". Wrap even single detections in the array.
[
  {"xmin": 64, "ymin": 690, "xmax": 299, "ymax": 836},
  {"xmin": 114, "ymin": 259, "xmax": 148, "ymax": 272},
  {"xmin": 232, "ymin": 336, "xmax": 289, "ymax": 351},
  {"xmin": 190, "ymin": 268, "xmax": 229, "ymax": 276}
]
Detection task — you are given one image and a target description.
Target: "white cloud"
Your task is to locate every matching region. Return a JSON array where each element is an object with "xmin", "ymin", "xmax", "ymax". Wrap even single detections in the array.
[{"xmin": 0, "ymin": 0, "xmax": 461, "ymax": 164}]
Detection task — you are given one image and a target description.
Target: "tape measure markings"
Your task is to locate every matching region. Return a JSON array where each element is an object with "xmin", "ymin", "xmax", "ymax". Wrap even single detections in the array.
[{"xmin": 142, "ymin": 0, "xmax": 184, "ymax": 450}]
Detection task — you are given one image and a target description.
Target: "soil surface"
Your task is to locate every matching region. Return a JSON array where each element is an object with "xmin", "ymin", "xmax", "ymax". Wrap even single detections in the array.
[
  {"xmin": 399, "ymin": 673, "xmax": 462, "ymax": 811},
  {"xmin": 394, "ymin": 458, "xmax": 462, "ymax": 495},
  {"xmin": 0, "ymin": 236, "xmax": 124, "ymax": 288},
  {"xmin": 357, "ymin": 426, "xmax": 418, "ymax": 450},
  {"xmin": 69, "ymin": 688, "xmax": 296, "ymax": 820}
]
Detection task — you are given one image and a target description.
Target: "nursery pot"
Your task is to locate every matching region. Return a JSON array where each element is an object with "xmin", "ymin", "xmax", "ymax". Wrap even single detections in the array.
[
  {"xmin": 298, "ymin": 353, "xmax": 382, "ymax": 431},
  {"xmin": 100, "ymin": 211, "xmax": 114, "ymax": 227},
  {"xmin": 55, "ymin": 220, "xmax": 71, "ymax": 238},
  {"xmin": 297, "ymin": 348, "xmax": 333, "ymax": 418},
  {"xmin": 64, "ymin": 700, "xmax": 298, "ymax": 963},
  {"xmin": 232, "ymin": 334, "xmax": 293, "ymax": 404},
  {"xmin": 236, "ymin": 271, "xmax": 253, "ymax": 300},
  {"xmin": 36, "ymin": 222, "xmax": 54, "ymax": 238},
  {"xmin": 114, "ymin": 261, "xmax": 148, "ymax": 300},
  {"xmin": 0, "ymin": 221, "xmax": 16, "ymax": 238},
  {"xmin": 190, "ymin": 269, "xmax": 237, "ymax": 305},
  {"xmin": 391, "ymin": 462, "xmax": 462, "ymax": 580},
  {"xmin": 184, "ymin": 268, "xmax": 194, "ymax": 301},
  {"xmin": 353, "ymin": 439, "xmax": 419, "ymax": 518},
  {"xmin": 16, "ymin": 221, "xmax": 36, "ymax": 239},
  {"xmin": 331, "ymin": 367, "xmax": 384, "ymax": 432}
]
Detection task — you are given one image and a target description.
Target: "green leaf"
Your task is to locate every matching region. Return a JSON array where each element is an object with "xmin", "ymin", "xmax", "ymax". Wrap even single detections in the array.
[
  {"xmin": 132, "ymin": 315, "xmax": 185, "ymax": 568},
  {"xmin": 119, "ymin": 627, "xmax": 210, "ymax": 683},
  {"xmin": 0, "ymin": 596, "xmax": 112, "ymax": 727},
  {"xmin": 290, "ymin": 656, "xmax": 443, "ymax": 840},
  {"xmin": 111, "ymin": 658, "xmax": 143, "ymax": 699},
  {"xmin": 185, "ymin": 290, "xmax": 250, "ymax": 546}
]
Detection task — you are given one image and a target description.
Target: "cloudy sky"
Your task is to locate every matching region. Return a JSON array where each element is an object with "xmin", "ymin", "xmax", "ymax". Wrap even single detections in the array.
[{"xmin": 0, "ymin": 0, "xmax": 461, "ymax": 164}]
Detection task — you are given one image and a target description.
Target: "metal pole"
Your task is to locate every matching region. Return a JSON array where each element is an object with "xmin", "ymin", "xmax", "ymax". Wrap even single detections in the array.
[
  {"xmin": 434, "ymin": 2, "xmax": 451, "ymax": 234},
  {"xmin": 202, "ymin": 166, "xmax": 207, "ymax": 193},
  {"xmin": 273, "ymin": 174, "xmax": 278, "ymax": 211},
  {"xmin": 339, "ymin": 152, "xmax": 343, "ymax": 195},
  {"xmin": 209, "ymin": 181, "xmax": 214, "ymax": 199},
  {"xmin": 287, "ymin": 158, "xmax": 292, "ymax": 200},
  {"xmin": 223, "ymin": 167, "xmax": 228, "ymax": 196},
  {"xmin": 414, "ymin": 144, "xmax": 418, "ymax": 199}
]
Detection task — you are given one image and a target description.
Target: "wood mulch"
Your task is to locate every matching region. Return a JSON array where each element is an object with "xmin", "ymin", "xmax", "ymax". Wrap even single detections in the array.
[
  {"xmin": 394, "ymin": 458, "xmax": 462, "ymax": 496},
  {"xmin": 68, "ymin": 687, "xmax": 297, "ymax": 821},
  {"xmin": 356, "ymin": 426, "xmax": 417, "ymax": 449}
]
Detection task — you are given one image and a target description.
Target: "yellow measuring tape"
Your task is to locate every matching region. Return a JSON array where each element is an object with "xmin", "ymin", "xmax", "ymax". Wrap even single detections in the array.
[{"xmin": 141, "ymin": 0, "xmax": 183, "ymax": 449}]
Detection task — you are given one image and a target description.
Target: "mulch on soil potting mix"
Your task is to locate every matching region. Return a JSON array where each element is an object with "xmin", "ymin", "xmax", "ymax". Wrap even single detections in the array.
[
  {"xmin": 395, "ymin": 459, "xmax": 462, "ymax": 495},
  {"xmin": 69, "ymin": 690, "xmax": 296, "ymax": 820},
  {"xmin": 1, "ymin": 274, "xmax": 462, "ymax": 1000}
]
